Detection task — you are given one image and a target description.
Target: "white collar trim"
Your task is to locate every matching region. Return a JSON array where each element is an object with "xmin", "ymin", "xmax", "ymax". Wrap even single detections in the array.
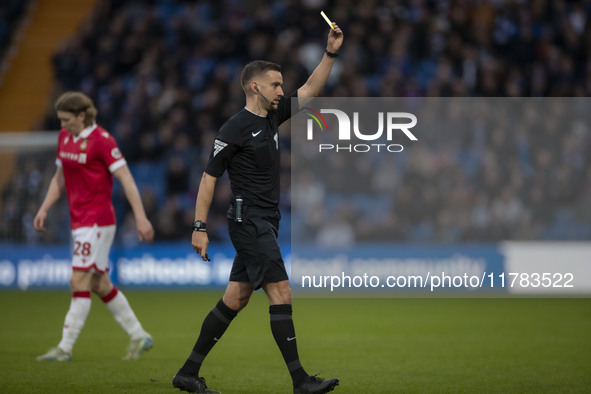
[{"xmin": 74, "ymin": 123, "xmax": 97, "ymax": 140}]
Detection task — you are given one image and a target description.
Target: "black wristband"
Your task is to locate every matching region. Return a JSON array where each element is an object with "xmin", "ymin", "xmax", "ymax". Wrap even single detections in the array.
[
  {"xmin": 325, "ymin": 49, "xmax": 339, "ymax": 58},
  {"xmin": 192, "ymin": 220, "xmax": 207, "ymax": 232}
]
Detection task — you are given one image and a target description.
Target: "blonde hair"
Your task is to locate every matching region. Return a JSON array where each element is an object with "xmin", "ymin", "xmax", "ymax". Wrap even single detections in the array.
[{"xmin": 54, "ymin": 91, "xmax": 98, "ymax": 126}]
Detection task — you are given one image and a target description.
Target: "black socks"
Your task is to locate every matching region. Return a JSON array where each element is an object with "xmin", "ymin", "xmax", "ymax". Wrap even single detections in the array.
[
  {"xmin": 178, "ymin": 298, "xmax": 237, "ymax": 377},
  {"xmin": 269, "ymin": 304, "xmax": 308, "ymax": 386},
  {"xmin": 178, "ymin": 300, "xmax": 308, "ymax": 386}
]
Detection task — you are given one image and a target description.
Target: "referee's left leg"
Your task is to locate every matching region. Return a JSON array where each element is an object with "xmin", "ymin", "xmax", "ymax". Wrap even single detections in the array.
[{"xmin": 263, "ymin": 280, "xmax": 310, "ymax": 387}]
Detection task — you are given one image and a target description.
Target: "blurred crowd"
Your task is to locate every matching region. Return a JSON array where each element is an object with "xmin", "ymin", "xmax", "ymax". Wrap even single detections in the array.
[
  {"xmin": 291, "ymin": 98, "xmax": 591, "ymax": 246},
  {"xmin": 0, "ymin": 0, "xmax": 28, "ymax": 64},
  {"xmin": 2, "ymin": 0, "xmax": 591, "ymax": 245}
]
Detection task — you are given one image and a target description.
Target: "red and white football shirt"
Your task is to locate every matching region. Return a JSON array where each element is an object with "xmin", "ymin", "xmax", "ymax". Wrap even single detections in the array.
[{"xmin": 56, "ymin": 124, "xmax": 127, "ymax": 229}]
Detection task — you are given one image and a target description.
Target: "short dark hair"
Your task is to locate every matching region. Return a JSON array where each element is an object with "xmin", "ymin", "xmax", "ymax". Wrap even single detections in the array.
[
  {"xmin": 54, "ymin": 91, "xmax": 97, "ymax": 127},
  {"xmin": 240, "ymin": 60, "xmax": 282, "ymax": 91}
]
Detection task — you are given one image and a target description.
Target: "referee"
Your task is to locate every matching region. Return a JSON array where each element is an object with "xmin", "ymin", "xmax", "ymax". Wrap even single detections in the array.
[{"xmin": 173, "ymin": 24, "xmax": 344, "ymax": 394}]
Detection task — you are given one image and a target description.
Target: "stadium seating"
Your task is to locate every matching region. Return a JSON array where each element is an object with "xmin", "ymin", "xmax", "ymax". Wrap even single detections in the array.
[{"xmin": 1, "ymin": 0, "xmax": 590, "ymax": 245}]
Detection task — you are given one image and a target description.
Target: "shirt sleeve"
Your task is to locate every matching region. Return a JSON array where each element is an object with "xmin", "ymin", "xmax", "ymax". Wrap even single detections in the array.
[
  {"xmin": 97, "ymin": 131, "xmax": 127, "ymax": 173},
  {"xmin": 204, "ymin": 121, "xmax": 241, "ymax": 178}
]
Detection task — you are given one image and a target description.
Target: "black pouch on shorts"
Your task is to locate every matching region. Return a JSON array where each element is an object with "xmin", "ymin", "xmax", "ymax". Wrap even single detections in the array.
[{"xmin": 227, "ymin": 197, "xmax": 246, "ymax": 223}]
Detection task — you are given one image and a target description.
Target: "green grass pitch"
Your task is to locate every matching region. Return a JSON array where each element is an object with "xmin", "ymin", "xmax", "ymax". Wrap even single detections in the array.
[{"xmin": 0, "ymin": 290, "xmax": 589, "ymax": 393}]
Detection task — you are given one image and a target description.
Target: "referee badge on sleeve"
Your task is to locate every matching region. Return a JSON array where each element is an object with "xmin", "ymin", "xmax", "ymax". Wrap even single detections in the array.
[{"xmin": 213, "ymin": 139, "xmax": 228, "ymax": 157}]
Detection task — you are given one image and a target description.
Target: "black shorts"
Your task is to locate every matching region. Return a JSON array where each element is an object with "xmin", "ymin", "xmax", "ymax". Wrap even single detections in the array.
[{"xmin": 227, "ymin": 208, "xmax": 288, "ymax": 290}]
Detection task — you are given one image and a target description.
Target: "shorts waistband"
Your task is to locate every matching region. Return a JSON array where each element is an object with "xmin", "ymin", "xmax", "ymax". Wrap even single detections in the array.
[
  {"xmin": 229, "ymin": 201, "xmax": 278, "ymax": 212},
  {"xmin": 227, "ymin": 204, "xmax": 280, "ymax": 220}
]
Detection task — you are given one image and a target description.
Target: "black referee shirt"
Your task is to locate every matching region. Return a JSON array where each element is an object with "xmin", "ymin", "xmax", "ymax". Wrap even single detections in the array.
[{"xmin": 205, "ymin": 92, "xmax": 296, "ymax": 210}]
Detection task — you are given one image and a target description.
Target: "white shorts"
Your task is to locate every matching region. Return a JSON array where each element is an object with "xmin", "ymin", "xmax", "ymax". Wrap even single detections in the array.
[{"xmin": 71, "ymin": 224, "xmax": 116, "ymax": 273}]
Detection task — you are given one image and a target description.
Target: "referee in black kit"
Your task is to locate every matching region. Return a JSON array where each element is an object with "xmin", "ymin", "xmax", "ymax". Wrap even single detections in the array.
[{"xmin": 172, "ymin": 23, "xmax": 344, "ymax": 394}]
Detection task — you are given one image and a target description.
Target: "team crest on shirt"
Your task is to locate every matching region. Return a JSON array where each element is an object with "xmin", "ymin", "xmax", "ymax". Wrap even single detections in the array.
[
  {"xmin": 111, "ymin": 147, "xmax": 122, "ymax": 159},
  {"xmin": 80, "ymin": 139, "xmax": 88, "ymax": 151}
]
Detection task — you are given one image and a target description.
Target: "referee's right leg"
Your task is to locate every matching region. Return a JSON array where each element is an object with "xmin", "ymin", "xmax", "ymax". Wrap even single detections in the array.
[{"xmin": 173, "ymin": 281, "xmax": 251, "ymax": 393}]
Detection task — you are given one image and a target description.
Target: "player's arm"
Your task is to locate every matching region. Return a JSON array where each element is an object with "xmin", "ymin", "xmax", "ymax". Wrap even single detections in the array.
[
  {"xmin": 113, "ymin": 165, "xmax": 154, "ymax": 242},
  {"xmin": 34, "ymin": 166, "xmax": 66, "ymax": 232},
  {"xmin": 297, "ymin": 23, "xmax": 344, "ymax": 105},
  {"xmin": 192, "ymin": 172, "xmax": 217, "ymax": 261}
]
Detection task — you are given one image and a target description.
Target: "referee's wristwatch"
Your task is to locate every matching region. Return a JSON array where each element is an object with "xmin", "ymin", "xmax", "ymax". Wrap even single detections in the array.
[{"xmin": 192, "ymin": 220, "xmax": 207, "ymax": 232}]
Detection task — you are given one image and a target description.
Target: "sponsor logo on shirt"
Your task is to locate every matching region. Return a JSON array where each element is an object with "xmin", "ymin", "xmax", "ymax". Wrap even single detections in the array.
[
  {"xmin": 59, "ymin": 151, "xmax": 87, "ymax": 164},
  {"xmin": 59, "ymin": 151, "xmax": 79, "ymax": 161}
]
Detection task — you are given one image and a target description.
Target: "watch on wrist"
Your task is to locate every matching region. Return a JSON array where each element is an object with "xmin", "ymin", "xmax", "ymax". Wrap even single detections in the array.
[{"xmin": 192, "ymin": 220, "xmax": 207, "ymax": 232}]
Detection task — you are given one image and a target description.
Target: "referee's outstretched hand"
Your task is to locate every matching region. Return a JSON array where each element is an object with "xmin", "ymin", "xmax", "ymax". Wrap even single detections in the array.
[
  {"xmin": 192, "ymin": 231, "xmax": 210, "ymax": 261},
  {"xmin": 327, "ymin": 23, "xmax": 344, "ymax": 53}
]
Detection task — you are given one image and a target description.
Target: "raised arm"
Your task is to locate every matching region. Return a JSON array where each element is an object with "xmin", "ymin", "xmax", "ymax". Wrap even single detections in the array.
[
  {"xmin": 113, "ymin": 165, "xmax": 154, "ymax": 242},
  {"xmin": 297, "ymin": 23, "xmax": 344, "ymax": 103},
  {"xmin": 192, "ymin": 172, "xmax": 218, "ymax": 261},
  {"xmin": 34, "ymin": 166, "xmax": 66, "ymax": 232}
]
